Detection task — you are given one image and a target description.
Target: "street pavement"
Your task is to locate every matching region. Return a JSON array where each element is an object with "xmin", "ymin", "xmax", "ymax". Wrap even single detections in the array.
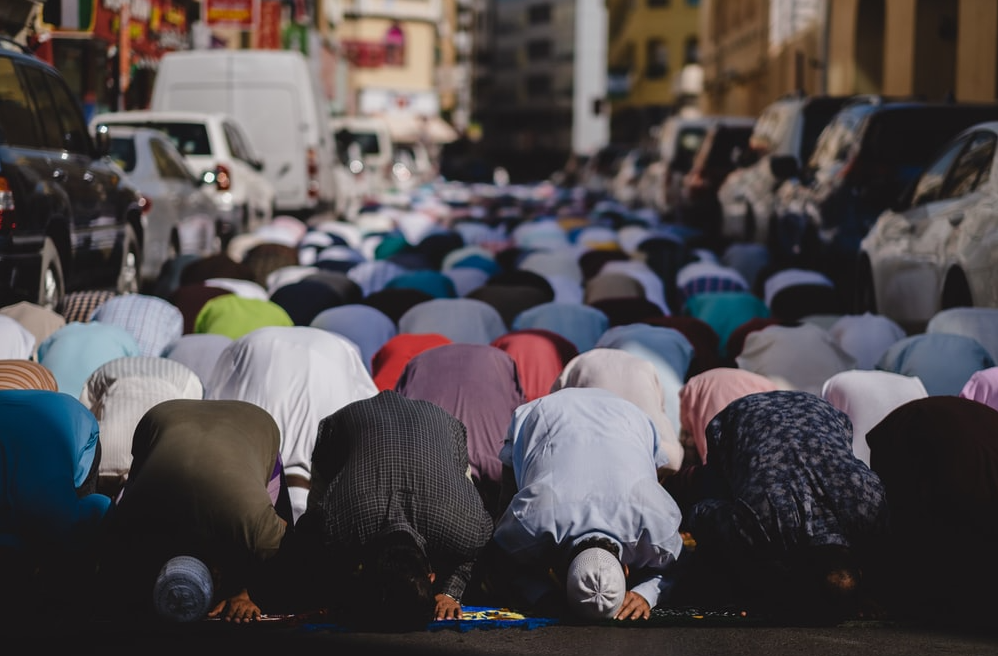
[{"xmin": 21, "ymin": 614, "xmax": 998, "ymax": 655}]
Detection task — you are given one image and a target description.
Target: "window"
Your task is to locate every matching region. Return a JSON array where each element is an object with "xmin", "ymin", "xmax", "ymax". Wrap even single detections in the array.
[
  {"xmin": 0, "ymin": 59, "xmax": 41, "ymax": 148},
  {"xmin": 527, "ymin": 39, "xmax": 552, "ymax": 61},
  {"xmin": 910, "ymin": 136, "xmax": 965, "ymax": 207},
  {"xmin": 224, "ymin": 122, "xmax": 255, "ymax": 163},
  {"xmin": 647, "ymin": 0, "xmax": 668, "ymax": 6},
  {"xmin": 684, "ymin": 36, "xmax": 699, "ymax": 65},
  {"xmin": 645, "ymin": 39, "xmax": 669, "ymax": 79},
  {"xmin": 108, "ymin": 136, "xmax": 138, "ymax": 172},
  {"xmin": 942, "ymin": 132, "xmax": 996, "ymax": 199},
  {"xmin": 151, "ymin": 137, "xmax": 195, "ymax": 181},
  {"xmin": 528, "ymin": 4, "xmax": 551, "ymax": 24},
  {"xmin": 526, "ymin": 74, "xmax": 552, "ymax": 96}
]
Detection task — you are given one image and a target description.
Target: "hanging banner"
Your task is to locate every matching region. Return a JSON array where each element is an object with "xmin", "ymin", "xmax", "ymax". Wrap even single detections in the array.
[{"xmin": 257, "ymin": 0, "xmax": 281, "ymax": 49}]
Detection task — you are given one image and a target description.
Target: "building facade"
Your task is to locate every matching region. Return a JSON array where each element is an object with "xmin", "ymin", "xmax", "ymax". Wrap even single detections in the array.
[
  {"xmin": 700, "ymin": 0, "xmax": 998, "ymax": 117},
  {"xmin": 606, "ymin": 0, "xmax": 701, "ymax": 144}
]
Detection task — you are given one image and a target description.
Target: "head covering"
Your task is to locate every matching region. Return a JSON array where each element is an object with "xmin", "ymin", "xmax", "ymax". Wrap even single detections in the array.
[
  {"xmin": 58, "ymin": 290, "xmax": 117, "ymax": 324},
  {"xmin": 310, "ymin": 304, "xmax": 397, "ymax": 373},
  {"xmin": 89, "ymin": 294, "xmax": 184, "ymax": 358},
  {"xmin": 0, "ymin": 301, "xmax": 65, "ymax": 359},
  {"xmin": 641, "ymin": 315, "xmax": 723, "ymax": 377},
  {"xmin": 553, "ymin": 347, "xmax": 681, "ymax": 471},
  {"xmin": 398, "ymin": 298, "xmax": 507, "ymax": 345},
  {"xmin": 205, "ymin": 326, "xmax": 378, "ymax": 522},
  {"xmin": 511, "ymin": 301, "xmax": 609, "ymax": 353},
  {"xmin": 683, "ymin": 291, "xmax": 770, "ymax": 359},
  {"xmin": 383, "ymin": 270, "xmax": 457, "ymax": 298},
  {"xmin": 735, "ymin": 322, "xmax": 856, "ymax": 395},
  {"xmin": 821, "ymin": 369, "xmax": 929, "ymax": 466},
  {"xmin": 80, "ymin": 356, "xmax": 204, "ymax": 482},
  {"xmin": 193, "ymin": 295, "xmax": 294, "ymax": 340},
  {"xmin": 200, "ymin": 277, "xmax": 269, "ymax": 300},
  {"xmin": 395, "ymin": 343, "xmax": 525, "ymax": 501},
  {"xmin": 491, "ymin": 329, "xmax": 578, "ymax": 402},
  {"xmin": 925, "ymin": 307, "xmax": 998, "ymax": 362},
  {"xmin": 466, "ymin": 284, "xmax": 551, "ymax": 329},
  {"xmin": 269, "ymin": 278, "xmax": 345, "ymax": 326},
  {"xmin": 161, "ymin": 333, "xmax": 234, "ymax": 387},
  {"xmin": 0, "ymin": 359, "xmax": 58, "ymax": 391},
  {"xmin": 37, "ymin": 322, "xmax": 142, "ymax": 397},
  {"xmin": 565, "ymin": 546, "xmax": 626, "ymax": 620},
  {"xmin": 241, "ymin": 242, "xmax": 300, "ymax": 287},
  {"xmin": 680, "ymin": 367, "xmax": 779, "ymax": 465},
  {"xmin": 675, "ymin": 260, "xmax": 750, "ymax": 303},
  {"xmin": 599, "ymin": 260, "xmax": 670, "ymax": 315},
  {"xmin": 347, "ymin": 259, "xmax": 410, "ymax": 297},
  {"xmin": 0, "ymin": 314, "xmax": 35, "ymax": 359},
  {"xmin": 960, "ymin": 366, "xmax": 998, "ymax": 412},
  {"xmin": 371, "ymin": 333, "xmax": 452, "ymax": 391},
  {"xmin": 152, "ymin": 555, "xmax": 214, "ymax": 623},
  {"xmin": 875, "ymin": 333, "xmax": 996, "ymax": 397},
  {"xmin": 594, "ymin": 323, "xmax": 694, "ymax": 437},
  {"xmin": 827, "ymin": 312, "xmax": 907, "ymax": 370},
  {"xmin": 0, "ymin": 390, "xmax": 111, "ymax": 552}
]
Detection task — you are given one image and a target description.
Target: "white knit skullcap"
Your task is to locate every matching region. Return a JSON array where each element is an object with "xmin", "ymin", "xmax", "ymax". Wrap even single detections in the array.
[{"xmin": 565, "ymin": 546, "xmax": 626, "ymax": 620}]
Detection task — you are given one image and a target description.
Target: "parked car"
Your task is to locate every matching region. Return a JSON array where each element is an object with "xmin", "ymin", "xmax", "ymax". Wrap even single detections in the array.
[
  {"xmin": 857, "ymin": 121, "xmax": 998, "ymax": 334},
  {"xmin": 770, "ymin": 99, "xmax": 998, "ymax": 300},
  {"xmin": 392, "ymin": 140, "xmax": 436, "ymax": 190},
  {"xmin": 90, "ymin": 109, "xmax": 276, "ymax": 241},
  {"xmin": 648, "ymin": 113, "xmax": 723, "ymax": 219},
  {"xmin": 717, "ymin": 94, "xmax": 855, "ymax": 244},
  {"xmin": 676, "ymin": 116, "xmax": 756, "ymax": 238},
  {"xmin": 330, "ymin": 115, "xmax": 395, "ymax": 211},
  {"xmin": 0, "ymin": 38, "xmax": 144, "ymax": 311},
  {"xmin": 104, "ymin": 126, "xmax": 220, "ymax": 287}
]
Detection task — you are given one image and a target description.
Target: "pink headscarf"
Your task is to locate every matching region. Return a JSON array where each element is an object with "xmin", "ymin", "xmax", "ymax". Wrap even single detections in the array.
[
  {"xmin": 960, "ymin": 366, "xmax": 998, "ymax": 412},
  {"xmin": 679, "ymin": 367, "xmax": 779, "ymax": 464}
]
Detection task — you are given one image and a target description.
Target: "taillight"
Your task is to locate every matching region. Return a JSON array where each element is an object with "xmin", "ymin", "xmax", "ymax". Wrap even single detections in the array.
[
  {"xmin": 215, "ymin": 164, "xmax": 231, "ymax": 191},
  {"xmin": 307, "ymin": 148, "xmax": 319, "ymax": 199},
  {"xmin": 0, "ymin": 176, "xmax": 14, "ymax": 231},
  {"xmin": 139, "ymin": 195, "xmax": 152, "ymax": 214}
]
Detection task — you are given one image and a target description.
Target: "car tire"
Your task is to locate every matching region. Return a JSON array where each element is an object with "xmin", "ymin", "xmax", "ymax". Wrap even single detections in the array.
[
  {"xmin": 116, "ymin": 224, "xmax": 141, "ymax": 295},
  {"xmin": 941, "ymin": 268, "xmax": 973, "ymax": 310},
  {"xmin": 38, "ymin": 238, "xmax": 65, "ymax": 312}
]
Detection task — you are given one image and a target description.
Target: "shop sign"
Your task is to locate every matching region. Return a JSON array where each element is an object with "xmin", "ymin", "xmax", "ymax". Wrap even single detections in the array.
[{"xmin": 204, "ymin": 0, "xmax": 253, "ymax": 29}]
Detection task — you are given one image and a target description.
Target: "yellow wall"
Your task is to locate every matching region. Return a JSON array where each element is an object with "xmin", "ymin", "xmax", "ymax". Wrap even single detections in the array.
[{"xmin": 339, "ymin": 18, "xmax": 436, "ymax": 92}]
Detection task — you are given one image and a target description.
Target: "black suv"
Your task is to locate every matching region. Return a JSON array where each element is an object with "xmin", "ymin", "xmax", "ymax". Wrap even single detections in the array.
[{"xmin": 0, "ymin": 38, "xmax": 144, "ymax": 310}]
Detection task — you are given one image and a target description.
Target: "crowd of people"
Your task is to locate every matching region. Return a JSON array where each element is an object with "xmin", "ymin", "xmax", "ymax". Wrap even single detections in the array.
[{"xmin": 2, "ymin": 179, "xmax": 998, "ymax": 632}]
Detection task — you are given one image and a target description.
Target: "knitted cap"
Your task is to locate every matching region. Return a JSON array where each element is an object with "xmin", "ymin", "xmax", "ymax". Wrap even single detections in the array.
[
  {"xmin": 565, "ymin": 547, "xmax": 626, "ymax": 620},
  {"xmin": 153, "ymin": 556, "xmax": 214, "ymax": 622}
]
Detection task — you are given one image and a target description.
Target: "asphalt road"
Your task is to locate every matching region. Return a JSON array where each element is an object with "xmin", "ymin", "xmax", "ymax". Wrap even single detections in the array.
[{"xmin": 25, "ymin": 615, "xmax": 998, "ymax": 656}]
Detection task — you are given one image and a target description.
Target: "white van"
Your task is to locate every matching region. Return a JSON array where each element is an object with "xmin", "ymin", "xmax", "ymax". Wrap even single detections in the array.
[{"xmin": 150, "ymin": 49, "xmax": 337, "ymax": 220}]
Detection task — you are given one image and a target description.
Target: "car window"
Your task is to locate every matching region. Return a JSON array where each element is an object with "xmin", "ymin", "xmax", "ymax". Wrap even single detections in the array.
[
  {"xmin": 108, "ymin": 136, "xmax": 137, "ymax": 172},
  {"xmin": 0, "ymin": 58, "xmax": 42, "ymax": 148},
  {"xmin": 23, "ymin": 66, "xmax": 89, "ymax": 154},
  {"xmin": 909, "ymin": 136, "xmax": 966, "ymax": 207},
  {"xmin": 942, "ymin": 131, "xmax": 996, "ymax": 199},
  {"xmin": 223, "ymin": 121, "xmax": 253, "ymax": 163},
  {"xmin": 161, "ymin": 122, "xmax": 211, "ymax": 156},
  {"xmin": 151, "ymin": 137, "xmax": 195, "ymax": 181}
]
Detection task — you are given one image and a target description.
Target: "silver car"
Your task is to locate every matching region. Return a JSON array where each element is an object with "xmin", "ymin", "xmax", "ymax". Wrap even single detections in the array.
[
  {"xmin": 857, "ymin": 120, "xmax": 998, "ymax": 334},
  {"xmin": 105, "ymin": 126, "xmax": 220, "ymax": 287}
]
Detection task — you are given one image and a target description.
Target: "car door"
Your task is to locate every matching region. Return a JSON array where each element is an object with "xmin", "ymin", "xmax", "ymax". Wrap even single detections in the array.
[{"xmin": 22, "ymin": 63, "xmax": 123, "ymax": 285}]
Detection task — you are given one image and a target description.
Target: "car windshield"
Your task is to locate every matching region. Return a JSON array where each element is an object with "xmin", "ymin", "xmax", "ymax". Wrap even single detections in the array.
[
  {"xmin": 108, "ymin": 136, "xmax": 137, "ymax": 172},
  {"xmin": 102, "ymin": 120, "xmax": 212, "ymax": 157}
]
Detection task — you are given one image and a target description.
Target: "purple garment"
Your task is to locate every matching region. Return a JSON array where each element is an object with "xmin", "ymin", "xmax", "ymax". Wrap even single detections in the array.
[{"xmin": 394, "ymin": 343, "xmax": 525, "ymax": 514}]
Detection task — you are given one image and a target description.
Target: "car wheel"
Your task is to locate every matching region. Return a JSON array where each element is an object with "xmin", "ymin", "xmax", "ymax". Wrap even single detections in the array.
[
  {"xmin": 116, "ymin": 225, "xmax": 141, "ymax": 295},
  {"xmin": 854, "ymin": 256, "xmax": 877, "ymax": 315},
  {"xmin": 38, "ymin": 238, "xmax": 65, "ymax": 312}
]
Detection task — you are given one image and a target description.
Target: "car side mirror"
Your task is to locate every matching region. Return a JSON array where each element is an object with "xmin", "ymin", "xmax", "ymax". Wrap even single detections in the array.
[
  {"xmin": 769, "ymin": 155, "xmax": 800, "ymax": 181},
  {"xmin": 94, "ymin": 123, "xmax": 110, "ymax": 157}
]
